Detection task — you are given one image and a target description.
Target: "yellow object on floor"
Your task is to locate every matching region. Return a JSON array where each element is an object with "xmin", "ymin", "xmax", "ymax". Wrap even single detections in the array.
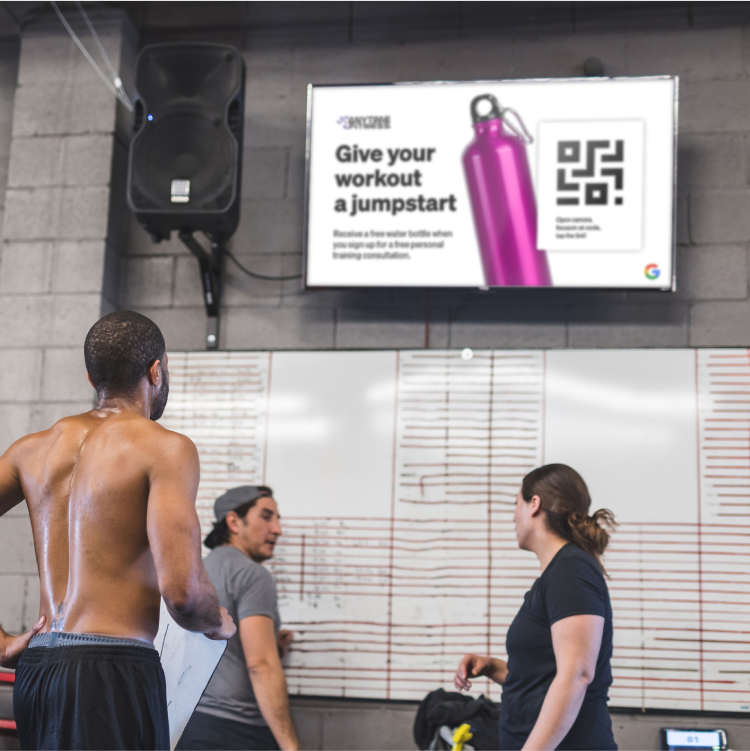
[{"xmin": 451, "ymin": 723, "xmax": 473, "ymax": 751}]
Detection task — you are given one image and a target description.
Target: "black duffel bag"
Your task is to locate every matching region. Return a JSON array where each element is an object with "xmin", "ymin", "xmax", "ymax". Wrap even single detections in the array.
[{"xmin": 413, "ymin": 688, "xmax": 500, "ymax": 750}]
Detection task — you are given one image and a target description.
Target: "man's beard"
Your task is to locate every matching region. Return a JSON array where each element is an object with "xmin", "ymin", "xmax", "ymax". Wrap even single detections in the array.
[{"xmin": 150, "ymin": 363, "xmax": 169, "ymax": 421}]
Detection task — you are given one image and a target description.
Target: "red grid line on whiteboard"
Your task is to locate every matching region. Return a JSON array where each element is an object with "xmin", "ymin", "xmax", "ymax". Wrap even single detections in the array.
[
  {"xmin": 696, "ymin": 349, "xmax": 750, "ymax": 712},
  {"xmin": 389, "ymin": 350, "xmax": 545, "ymax": 701},
  {"xmin": 385, "ymin": 351, "xmax": 400, "ymax": 699},
  {"xmin": 695, "ymin": 349, "xmax": 705, "ymax": 711},
  {"xmin": 160, "ymin": 352, "xmax": 271, "ymax": 537}
]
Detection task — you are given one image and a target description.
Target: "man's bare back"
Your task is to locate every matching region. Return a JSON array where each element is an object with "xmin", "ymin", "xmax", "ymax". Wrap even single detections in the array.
[
  {"xmin": 0, "ymin": 311, "xmax": 235, "ymax": 750},
  {"xmin": 1, "ymin": 408, "xmax": 201, "ymax": 643},
  {"xmin": 0, "ymin": 386, "xmax": 234, "ymax": 648}
]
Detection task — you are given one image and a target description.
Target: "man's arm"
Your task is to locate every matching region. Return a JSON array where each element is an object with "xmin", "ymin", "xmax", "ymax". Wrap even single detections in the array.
[
  {"xmin": 0, "ymin": 617, "xmax": 46, "ymax": 669},
  {"xmin": 240, "ymin": 615, "xmax": 299, "ymax": 751},
  {"xmin": 0, "ymin": 446, "xmax": 26, "ymax": 518},
  {"xmin": 0, "ymin": 441, "xmax": 47, "ymax": 665},
  {"xmin": 146, "ymin": 430, "xmax": 234, "ymax": 639},
  {"xmin": 278, "ymin": 629, "xmax": 293, "ymax": 659},
  {"xmin": 521, "ymin": 614, "xmax": 604, "ymax": 751}
]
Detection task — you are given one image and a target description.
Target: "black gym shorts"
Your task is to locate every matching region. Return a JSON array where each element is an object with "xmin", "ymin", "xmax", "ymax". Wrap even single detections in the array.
[{"xmin": 14, "ymin": 639, "xmax": 169, "ymax": 750}]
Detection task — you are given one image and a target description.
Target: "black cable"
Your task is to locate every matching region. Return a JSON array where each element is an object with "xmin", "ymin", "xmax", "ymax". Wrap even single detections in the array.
[{"xmin": 224, "ymin": 247, "xmax": 303, "ymax": 282}]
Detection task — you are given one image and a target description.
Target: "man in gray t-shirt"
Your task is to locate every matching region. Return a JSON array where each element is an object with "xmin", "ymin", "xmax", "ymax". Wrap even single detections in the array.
[{"xmin": 177, "ymin": 487, "xmax": 298, "ymax": 751}]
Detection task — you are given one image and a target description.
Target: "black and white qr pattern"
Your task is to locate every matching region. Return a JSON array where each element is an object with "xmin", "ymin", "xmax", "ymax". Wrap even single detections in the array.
[{"xmin": 555, "ymin": 140, "xmax": 624, "ymax": 207}]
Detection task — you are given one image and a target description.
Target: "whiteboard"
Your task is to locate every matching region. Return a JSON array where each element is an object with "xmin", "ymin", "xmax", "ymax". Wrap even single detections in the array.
[
  {"xmin": 265, "ymin": 351, "xmax": 397, "ymax": 518},
  {"xmin": 545, "ymin": 350, "xmax": 698, "ymax": 523},
  {"xmin": 159, "ymin": 349, "xmax": 750, "ymax": 714}
]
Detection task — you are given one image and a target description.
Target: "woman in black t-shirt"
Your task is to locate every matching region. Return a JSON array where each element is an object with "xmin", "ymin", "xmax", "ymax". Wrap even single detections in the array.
[{"xmin": 453, "ymin": 464, "xmax": 617, "ymax": 751}]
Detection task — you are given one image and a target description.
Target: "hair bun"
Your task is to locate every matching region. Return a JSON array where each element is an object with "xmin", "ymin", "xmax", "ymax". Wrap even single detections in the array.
[
  {"xmin": 566, "ymin": 508, "xmax": 616, "ymax": 559},
  {"xmin": 591, "ymin": 508, "xmax": 617, "ymax": 530}
]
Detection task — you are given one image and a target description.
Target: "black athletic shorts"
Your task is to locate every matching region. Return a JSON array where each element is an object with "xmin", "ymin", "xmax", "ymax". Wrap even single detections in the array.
[
  {"xmin": 176, "ymin": 710, "xmax": 280, "ymax": 751},
  {"xmin": 14, "ymin": 637, "xmax": 169, "ymax": 750}
]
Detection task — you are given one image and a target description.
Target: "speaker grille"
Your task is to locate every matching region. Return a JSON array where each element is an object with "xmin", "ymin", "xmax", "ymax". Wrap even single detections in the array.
[
  {"xmin": 130, "ymin": 111, "xmax": 236, "ymax": 211},
  {"xmin": 136, "ymin": 46, "xmax": 240, "ymax": 114}
]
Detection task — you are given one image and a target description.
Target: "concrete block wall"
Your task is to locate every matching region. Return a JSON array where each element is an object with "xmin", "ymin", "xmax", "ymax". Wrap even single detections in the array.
[
  {"xmin": 122, "ymin": 24, "xmax": 750, "ymax": 351},
  {"xmin": 0, "ymin": 38, "xmax": 32, "ymax": 639},
  {"xmin": 0, "ymin": 11, "xmax": 136, "ymax": 634}
]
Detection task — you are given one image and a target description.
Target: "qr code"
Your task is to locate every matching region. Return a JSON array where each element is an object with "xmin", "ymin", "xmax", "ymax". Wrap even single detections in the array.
[
  {"xmin": 556, "ymin": 140, "xmax": 624, "ymax": 207},
  {"xmin": 538, "ymin": 120, "xmax": 643, "ymax": 251}
]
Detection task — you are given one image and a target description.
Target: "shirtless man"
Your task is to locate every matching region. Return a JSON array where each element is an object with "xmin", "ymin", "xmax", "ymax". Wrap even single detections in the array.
[{"xmin": 0, "ymin": 310, "xmax": 235, "ymax": 750}]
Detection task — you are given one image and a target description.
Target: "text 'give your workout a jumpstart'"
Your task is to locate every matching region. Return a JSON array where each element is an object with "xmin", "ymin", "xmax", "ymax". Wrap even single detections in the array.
[{"xmin": 333, "ymin": 144, "xmax": 458, "ymax": 217}]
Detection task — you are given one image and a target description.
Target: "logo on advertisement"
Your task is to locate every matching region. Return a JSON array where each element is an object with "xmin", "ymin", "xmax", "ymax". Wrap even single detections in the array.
[
  {"xmin": 555, "ymin": 140, "xmax": 624, "ymax": 207},
  {"xmin": 644, "ymin": 263, "xmax": 660, "ymax": 280},
  {"xmin": 336, "ymin": 115, "xmax": 391, "ymax": 130}
]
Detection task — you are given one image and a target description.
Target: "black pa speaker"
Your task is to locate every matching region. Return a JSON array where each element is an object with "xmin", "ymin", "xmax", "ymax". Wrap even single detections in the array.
[{"xmin": 127, "ymin": 43, "xmax": 245, "ymax": 242}]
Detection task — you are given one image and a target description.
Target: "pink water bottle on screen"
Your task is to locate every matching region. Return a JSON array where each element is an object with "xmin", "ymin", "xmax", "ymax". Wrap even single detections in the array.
[{"xmin": 463, "ymin": 94, "xmax": 552, "ymax": 287}]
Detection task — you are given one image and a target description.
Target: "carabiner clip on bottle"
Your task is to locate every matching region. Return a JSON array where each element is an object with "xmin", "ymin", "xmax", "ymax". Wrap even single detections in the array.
[{"xmin": 469, "ymin": 94, "xmax": 534, "ymax": 144}]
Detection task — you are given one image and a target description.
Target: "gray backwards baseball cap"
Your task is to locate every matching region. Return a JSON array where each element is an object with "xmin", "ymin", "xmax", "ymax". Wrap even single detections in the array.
[{"xmin": 214, "ymin": 486, "xmax": 270, "ymax": 522}]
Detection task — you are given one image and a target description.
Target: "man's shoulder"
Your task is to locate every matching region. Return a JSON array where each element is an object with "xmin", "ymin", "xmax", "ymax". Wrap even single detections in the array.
[
  {"xmin": 205, "ymin": 545, "xmax": 247, "ymax": 570},
  {"xmin": 104, "ymin": 412, "xmax": 188, "ymax": 441},
  {"xmin": 206, "ymin": 546, "xmax": 264, "ymax": 572},
  {"xmin": 139, "ymin": 420, "xmax": 196, "ymax": 454},
  {"xmin": 206, "ymin": 547, "xmax": 274, "ymax": 585},
  {"xmin": 102, "ymin": 415, "xmax": 197, "ymax": 464},
  {"xmin": 5, "ymin": 412, "xmax": 92, "ymax": 460}
]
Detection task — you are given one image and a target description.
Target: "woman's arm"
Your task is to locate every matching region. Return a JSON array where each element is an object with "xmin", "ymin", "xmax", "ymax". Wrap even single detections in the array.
[
  {"xmin": 522, "ymin": 614, "xmax": 604, "ymax": 751},
  {"xmin": 454, "ymin": 654, "xmax": 508, "ymax": 691}
]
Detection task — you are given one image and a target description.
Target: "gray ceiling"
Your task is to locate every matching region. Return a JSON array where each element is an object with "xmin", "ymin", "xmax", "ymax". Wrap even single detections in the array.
[{"xmin": 6, "ymin": 1, "xmax": 750, "ymax": 47}]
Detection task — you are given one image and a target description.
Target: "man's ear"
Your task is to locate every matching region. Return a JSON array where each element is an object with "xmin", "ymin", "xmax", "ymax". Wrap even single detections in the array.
[
  {"xmin": 86, "ymin": 372, "xmax": 96, "ymax": 390},
  {"xmin": 225, "ymin": 511, "xmax": 241, "ymax": 535},
  {"xmin": 148, "ymin": 359, "xmax": 162, "ymax": 386}
]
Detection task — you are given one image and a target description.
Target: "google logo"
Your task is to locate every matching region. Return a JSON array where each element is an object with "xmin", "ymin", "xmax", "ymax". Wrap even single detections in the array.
[{"xmin": 644, "ymin": 264, "xmax": 660, "ymax": 280}]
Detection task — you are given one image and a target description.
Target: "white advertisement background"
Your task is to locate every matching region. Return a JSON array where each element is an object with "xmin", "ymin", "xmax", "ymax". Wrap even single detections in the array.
[{"xmin": 306, "ymin": 78, "xmax": 675, "ymax": 288}]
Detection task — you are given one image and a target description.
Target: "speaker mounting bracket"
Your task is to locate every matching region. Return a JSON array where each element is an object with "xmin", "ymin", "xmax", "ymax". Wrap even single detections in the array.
[{"xmin": 178, "ymin": 230, "xmax": 224, "ymax": 350}]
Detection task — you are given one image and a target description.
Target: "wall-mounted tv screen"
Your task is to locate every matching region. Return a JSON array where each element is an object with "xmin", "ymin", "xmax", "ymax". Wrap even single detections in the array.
[{"xmin": 304, "ymin": 76, "xmax": 677, "ymax": 290}]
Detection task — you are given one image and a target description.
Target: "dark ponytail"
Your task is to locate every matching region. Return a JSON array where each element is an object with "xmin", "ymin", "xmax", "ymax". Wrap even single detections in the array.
[
  {"xmin": 203, "ymin": 486, "xmax": 273, "ymax": 549},
  {"xmin": 521, "ymin": 464, "xmax": 616, "ymax": 574},
  {"xmin": 203, "ymin": 518, "xmax": 234, "ymax": 550}
]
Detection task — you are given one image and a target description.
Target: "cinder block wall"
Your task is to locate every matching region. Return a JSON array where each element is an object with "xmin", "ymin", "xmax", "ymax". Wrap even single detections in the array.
[
  {"xmin": 0, "ymin": 39, "xmax": 27, "ymax": 636},
  {"xmin": 0, "ymin": 22, "xmax": 136, "ymax": 749},
  {"xmin": 123, "ymin": 25, "xmax": 750, "ymax": 351}
]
